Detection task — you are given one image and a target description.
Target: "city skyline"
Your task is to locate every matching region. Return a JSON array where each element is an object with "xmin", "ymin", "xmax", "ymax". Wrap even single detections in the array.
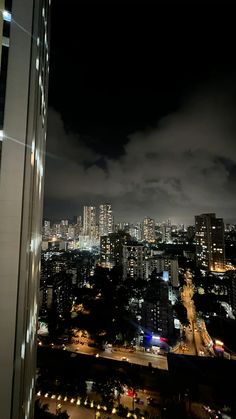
[
  {"xmin": 43, "ymin": 207, "xmax": 233, "ymax": 228},
  {"xmin": 44, "ymin": 1, "xmax": 236, "ymax": 224},
  {"xmin": 1, "ymin": 2, "xmax": 236, "ymax": 419}
]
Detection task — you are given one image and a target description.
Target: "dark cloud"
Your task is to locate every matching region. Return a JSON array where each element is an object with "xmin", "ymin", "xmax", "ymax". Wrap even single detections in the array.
[{"xmin": 44, "ymin": 79, "xmax": 236, "ymax": 224}]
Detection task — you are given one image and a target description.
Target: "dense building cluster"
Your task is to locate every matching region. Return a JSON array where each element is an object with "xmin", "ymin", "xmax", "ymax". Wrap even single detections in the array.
[
  {"xmin": 39, "ymin": 209, "xmax": 236, "ymax": 358},
  {"xmin": 1, "ymin": 1, "xmax": 236, "ymax": 418}
]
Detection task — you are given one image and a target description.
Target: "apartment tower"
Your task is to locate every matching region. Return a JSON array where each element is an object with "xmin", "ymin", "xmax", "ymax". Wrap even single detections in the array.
[
  {"xmin": 99, "ymin": 203, "xmax": 113, "ymax": 237},
  {"xmin": 142, "ymin": 216, "xmax": 155, "ymax": 243},
  {"xmin": 83, "ymin": 205, "xmax": 97, "ymax": 238},
  {"xmin": 0, "ymin": 1, "xmax": 50, "ymax": 418},
  {"xmin": 195, "ymin": 213, "xmax": 225, "ymax": 272}
]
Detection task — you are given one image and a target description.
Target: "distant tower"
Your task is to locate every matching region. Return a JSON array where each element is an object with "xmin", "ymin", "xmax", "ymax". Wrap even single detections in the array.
[
  {"xmin": 195, "ymin": 213, "xmax": 225, "ymax": 272},
  {"xmin": 142, "ymin": 217, "xmax": 155, "ymax": 243},
  {"xmin": 74, "ymin": 215, "xmax": 82, "ymax": 237},
  {"xmin": 60, "ymin": 219, "xmax": 69, "ymax": 237},
  {"xmin": 43, "ymin": 220, "xmax": 51, "ymax": 237},
  {"xmin": 83, "ymin": 206, "xmax": 97, "ymax": 238},
  {"xmin": 99, "ymin": 203, "xmax": 113, "ymax": 237},
  {"xmin": 161, "ymin": 225, "xmax": 172, "ymax": 243},
  {"xmin": 129, "ymin": 223, "xmax": 142, "ymax": 241},
  {"xmin": 123, "ymin": 243, "xmax": 145, "ymax": 280},
  {"xmin": 100, "ymin": 235, "xmax": 112, "ymax": 269}
]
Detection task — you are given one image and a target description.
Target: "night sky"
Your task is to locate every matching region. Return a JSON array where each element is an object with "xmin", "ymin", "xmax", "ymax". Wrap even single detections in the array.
[{"xmin": 44, "ymin": 0, "xmax": 236, "ymax": 224}]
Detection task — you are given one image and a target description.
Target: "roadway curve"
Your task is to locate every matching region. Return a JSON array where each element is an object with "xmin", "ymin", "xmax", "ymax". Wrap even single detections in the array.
[{"xmin": 176, "ymin": 270, "xmax": 214, "ymax": 357}]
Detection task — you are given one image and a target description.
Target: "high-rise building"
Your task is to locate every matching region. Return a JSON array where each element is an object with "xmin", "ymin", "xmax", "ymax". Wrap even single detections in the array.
[
  {"xmin": 99, "ymin": 203, "xmax": 113, "ymax": 236},
  {"xmin": 60, "ymin": 219, "xmax": 69, "ymax": 237},
  {"xmin": 141, "ymin": 276, "xmax": 174, "ymax": 338},
  {"xmin": 74, "ymin": 215, "xmax": 82, "ymax": 237},
  {"xmin": 230, "ymin": 273, "xmax": 236, "ymax": 315},
  {"xmin": 129, "ymin": 223, "xmax": 142, "ymax": 241},
  {"xmin": 52, "ymin": 222, "xmax": 61, "ymax": 237},
  {"xmin": 68, "ymin": 224, "xmax": 75, "ymax": 240},
  {"xmin": 115, "ymin": 221, "xmax": 129, "ymax": 233},
  {"xmin": 100, "ymin": 235, "xmax": 112, "ymax": 269},
  {"xmin": 43, "ymin": 220, "xmax": 51, "ymax": 237},
  {"xmin": 142, "ymin": 217, "xmax": 155, "ymax": 243},
  {"xmin": 144, "ymin": 256, "xmax": 179, "ymax": 287},
  {"xmin": 195, "ymin": 213, "xmax": 225, "ymax": 272},
  {"xmin": 100, "ymin": 231, "xmax": 131, "ymax": 269},
  {"xmin": 123, "ymin": 242, "xmax": 145, "ymax": 280},
  {"xmin": 161, "ymin": 224, "xmax": 172, "ymax": 243},
  {"xmin": 83, "ymin": 205, "xmax": 97, "ymax": 238},
  {"xmin": 40, "ymin": 253, "xmax": 75, "ymax": 316},
  {"xmin": 0, "ymin": 1, "xmax": 50, "ymax": 418},
  {"xmin": 187, "ymin": 225, "xmax": 195, "ymax": 241}
]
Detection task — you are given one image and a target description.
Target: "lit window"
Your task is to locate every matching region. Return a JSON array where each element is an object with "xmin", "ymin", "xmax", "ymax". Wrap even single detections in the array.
[
  {"xmin": 2, "ymin": 36, "xmax": 9, "ymax": 47},
  {"xmin": 21, "ymin": 342, "xmax": 25, "ymax": 360},
  {"xmin": 3, "ymin": 10, "xmax": 11, "ymax": 22}
]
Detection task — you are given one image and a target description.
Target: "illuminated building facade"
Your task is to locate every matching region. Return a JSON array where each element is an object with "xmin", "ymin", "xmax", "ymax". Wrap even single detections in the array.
[
  {"xmin": 161, "ymin": 224, "xmax": 172, "ymax": 243},
  {"xmin": 195, "ymin": 213, "xmax": 225, "ymax": 272},
  {"xmin": 144, "ymin": 256, "xmax": 179, "ymax": 286},
  {"xmin": 83, "ymin": 205, "xmax": 97, "ymax": 238},
  {"xmin": 142, "ymin": 217, "xmax": 155, "ymax": 243},
  {"xmin": 123, "ymin": 243, "xmax": 145, "ymax": 280},
  {"xmin": 141, "ymin": 277, "xmax": 173, "ymax": 338},
  {"xmin": 231, "ymin": 273, "xmax": 236, "ymax": 314},
  {"xmin": 100, "ymin": 235, "xmax": 112, "ymax": 268},
  {"xmin": 129, "ymin": 223, "xmax": 142, "ymax": 241},
  {"xmin": 99, "ymin": 203, "xmax": 113, "ymax": 237},
  {"xmin": 100, "ymin": 231, "xmax": 130, "ymax": 269},
  {"xmin": 74, "ymin": 215, "xmax": 83, "ymax": 237},
  {"xmin": 0, "ymin": 1, "xmax": 50, "ymax": 418},
  {"xmin": 40, "ymin": 252, "xmax": 75, "ymax": 317},
  {"xmin": 60, "ymin": 219, "xmax": 69, "ymax": 238},
  {"xmin": 43, "ymin": 219, "xmax": 51, "ymax": 237}
]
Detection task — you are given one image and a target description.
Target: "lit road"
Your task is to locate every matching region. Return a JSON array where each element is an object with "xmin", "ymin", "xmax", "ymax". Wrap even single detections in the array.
[
  {"xmin": 66, "ymin": 343, "xmax": 168, "ymax": 370},
  {"xmin": 175, "ymin": 270, "xmax": 214, "ymax": 357},
  {"xmin": 104, "ymin": 349, "xmax": 168, "ymax": 370},
  {"xmin": 39, "ymin": 341, "xmax": 168, "ymax": 370}
]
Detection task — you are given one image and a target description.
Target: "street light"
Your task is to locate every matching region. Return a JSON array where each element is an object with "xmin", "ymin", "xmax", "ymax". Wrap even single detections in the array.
[{"xmin": 56, "ymin": 403, "xmax": 62, "ymax": 416}]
